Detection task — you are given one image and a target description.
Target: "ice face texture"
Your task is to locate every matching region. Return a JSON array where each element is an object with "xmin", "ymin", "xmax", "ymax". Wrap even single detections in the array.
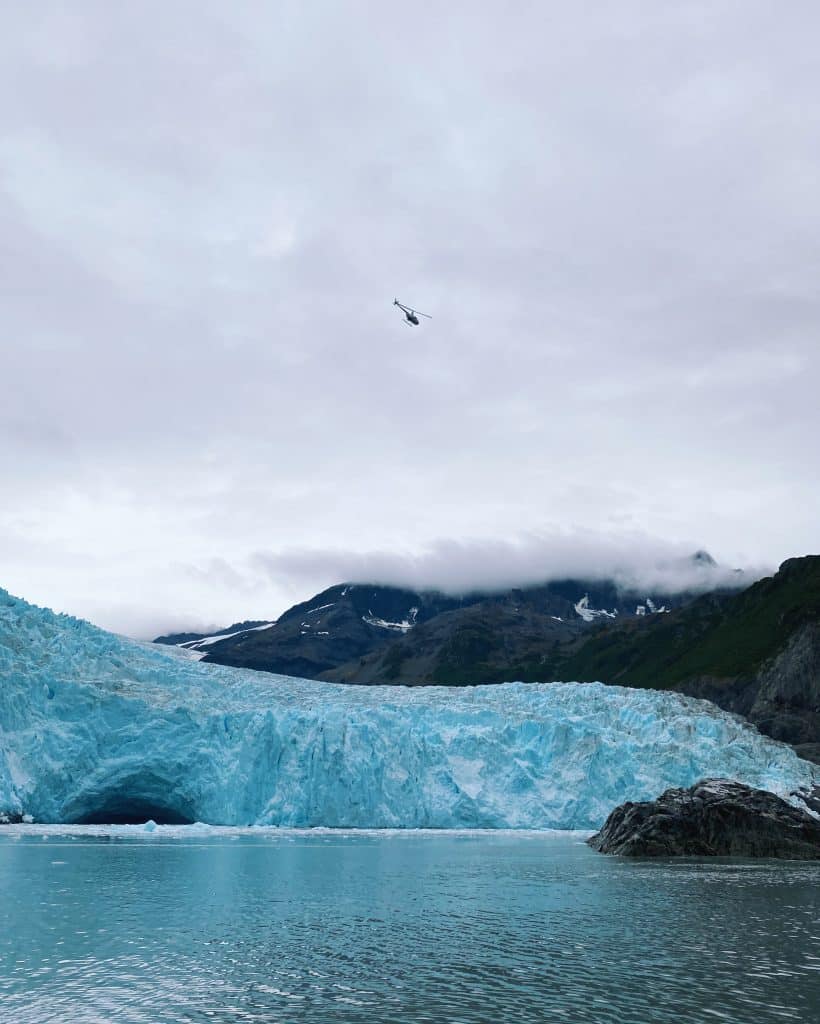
[{"xmin": 0, "ymin": 589, "xmax": 816, "ymax": 828}]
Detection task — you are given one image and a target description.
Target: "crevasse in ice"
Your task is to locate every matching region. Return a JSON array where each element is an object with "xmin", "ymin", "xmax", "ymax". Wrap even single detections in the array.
[{"xmin": 0, "ymin": 588, "xmax": 815, "ymax": 828}]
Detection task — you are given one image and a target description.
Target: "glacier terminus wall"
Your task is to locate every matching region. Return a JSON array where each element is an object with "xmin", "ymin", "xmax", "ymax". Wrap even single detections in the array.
[{"xmin": 0, "ymin": 589, "xmax": 816, "ymax": 828}]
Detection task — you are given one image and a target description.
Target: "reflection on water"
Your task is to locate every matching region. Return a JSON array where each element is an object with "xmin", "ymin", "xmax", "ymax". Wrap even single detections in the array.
[{"xmin": 1, "ymin": 828, "xmax": 818, "ymax": 1023}]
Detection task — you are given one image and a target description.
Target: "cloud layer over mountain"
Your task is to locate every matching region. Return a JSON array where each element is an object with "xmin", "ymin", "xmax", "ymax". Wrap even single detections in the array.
[{"xmin": 253, "ymin": 531, "xmax": 766, "ymax": 601}]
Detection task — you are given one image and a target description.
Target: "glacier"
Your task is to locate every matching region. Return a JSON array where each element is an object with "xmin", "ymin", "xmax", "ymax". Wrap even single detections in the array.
[{"xmin": 0, "ymin": 588, "xmax": 816, "ymax": 829}]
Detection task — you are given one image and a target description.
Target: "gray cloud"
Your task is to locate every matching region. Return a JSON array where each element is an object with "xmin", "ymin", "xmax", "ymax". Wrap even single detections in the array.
[
  {"xmin": 252, "ymin": 531, "xmax": 769, "ymax": 600},
  {"xmin": 1, "ymin": 3, "xmax": 818, "ymax": 636}
]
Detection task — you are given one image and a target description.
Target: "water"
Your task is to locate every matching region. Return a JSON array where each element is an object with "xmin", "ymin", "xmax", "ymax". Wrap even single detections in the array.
[{"xmin": 1, "ymin": 827, "xmax": 818, "ymax": 1023}]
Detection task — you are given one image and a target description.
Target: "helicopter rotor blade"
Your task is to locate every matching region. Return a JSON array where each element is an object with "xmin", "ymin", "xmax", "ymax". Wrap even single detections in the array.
[{"xmin": 393, "ymin": 299, "xmax": 430, "ymax": 319}]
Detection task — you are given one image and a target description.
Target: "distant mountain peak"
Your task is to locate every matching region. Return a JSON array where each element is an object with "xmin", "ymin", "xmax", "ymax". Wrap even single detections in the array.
[{"xmin": 690, "ymin": 550, "xmax": 717, "ymax": 567}]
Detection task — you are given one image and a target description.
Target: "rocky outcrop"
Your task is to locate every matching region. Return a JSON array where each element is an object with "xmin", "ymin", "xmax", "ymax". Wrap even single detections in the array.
[{"xmin": 587, "ymin": 779, "xmax": 820, "ymax": 858}]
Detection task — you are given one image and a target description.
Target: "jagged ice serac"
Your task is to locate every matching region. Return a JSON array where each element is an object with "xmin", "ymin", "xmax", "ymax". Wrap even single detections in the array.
[{"xmin": 0, "ymin": 589, "xmax": 815, "ymax": 829}]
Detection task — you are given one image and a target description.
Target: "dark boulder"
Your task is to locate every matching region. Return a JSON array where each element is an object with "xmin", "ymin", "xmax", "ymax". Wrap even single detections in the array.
[{"xmin": 587, "ymin": 779, "xmax": 820, "ymax": 858}]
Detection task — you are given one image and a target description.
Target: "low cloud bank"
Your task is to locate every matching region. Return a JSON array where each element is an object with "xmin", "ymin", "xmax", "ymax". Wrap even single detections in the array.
[{"xmin": 254, "ymin": 531, "xmax": 771, "ymax": 598}]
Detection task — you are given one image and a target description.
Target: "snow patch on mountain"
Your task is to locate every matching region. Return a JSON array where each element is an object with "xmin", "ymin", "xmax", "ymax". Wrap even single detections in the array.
[
  {"xmin": 304, "ymin": 604, "xmax": 335, "ymax": 617},
  {"xmin": 635, "ymin": 597, "xmax": 670, "ymax": 617},
  {"xmin": 362, "ymin": 607, "xmax": 419, "ymax": 633},
  {"xmin": 177, "ymin": 621, "xmax": 276, "ymax": 652},
  {"xmin": 574, "ymin": 595, "xmax": 618, "ymax": 622}
]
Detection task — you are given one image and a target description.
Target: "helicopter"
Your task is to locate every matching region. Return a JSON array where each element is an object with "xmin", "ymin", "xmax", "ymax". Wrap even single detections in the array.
[{"xmin": 393, "ymin": 298, "xmax": 431, "ymax": 326}]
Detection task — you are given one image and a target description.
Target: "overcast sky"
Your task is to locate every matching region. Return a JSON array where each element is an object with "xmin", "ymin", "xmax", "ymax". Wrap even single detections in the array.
[{"xmin": 1, "ymin": 2, "xmax": 818, "ymax": 637}]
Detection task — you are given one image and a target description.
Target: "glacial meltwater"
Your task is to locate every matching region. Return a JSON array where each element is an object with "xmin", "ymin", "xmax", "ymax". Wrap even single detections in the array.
[{"xmin": 1, "ymin": 827, "xmax": 818, "ymax": 1024}]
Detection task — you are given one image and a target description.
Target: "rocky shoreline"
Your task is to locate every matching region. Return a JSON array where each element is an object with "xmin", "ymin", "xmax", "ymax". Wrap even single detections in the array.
[{"xmin": 588, "ymin": 779, "xmax": 820, "ymax": 858}]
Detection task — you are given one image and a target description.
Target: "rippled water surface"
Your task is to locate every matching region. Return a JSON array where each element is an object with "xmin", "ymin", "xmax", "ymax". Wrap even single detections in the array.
[{"xmin": 1, "ymin": 827, "xmax": 818, "ymax": 1023}]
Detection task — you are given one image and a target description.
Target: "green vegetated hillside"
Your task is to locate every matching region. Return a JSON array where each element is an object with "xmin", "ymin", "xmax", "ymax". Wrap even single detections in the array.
[{"xmin": 556, "ymin": 556, "xmax": 820, "ymax": 689}]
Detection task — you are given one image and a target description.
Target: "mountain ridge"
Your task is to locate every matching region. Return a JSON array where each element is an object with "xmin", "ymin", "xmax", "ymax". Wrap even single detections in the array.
[{"xmin": 189, "ymin": 576, "xmax": 707, "ymax": 680}]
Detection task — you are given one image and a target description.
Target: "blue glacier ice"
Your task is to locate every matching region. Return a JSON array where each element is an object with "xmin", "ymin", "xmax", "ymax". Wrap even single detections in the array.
[{"xmin": 0, "ymin": 588, "xmax": 816, "ymax": 828}]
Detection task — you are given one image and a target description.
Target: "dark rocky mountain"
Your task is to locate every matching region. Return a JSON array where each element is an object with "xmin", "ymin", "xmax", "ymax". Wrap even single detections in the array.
[
  {"xmin": 588, "ymin": 778, "xmax": 820, "ymax": 858},
  {"xmin": 196, "ymin": 584, "xmax": 476, "ymax": 679},
  {"xmin": 189, "ymin": 576, "xmax": 702, "ymax": 680},
  {"xmin": 319, "ymin": 579, "xmax": 697, "ymax": 686}
]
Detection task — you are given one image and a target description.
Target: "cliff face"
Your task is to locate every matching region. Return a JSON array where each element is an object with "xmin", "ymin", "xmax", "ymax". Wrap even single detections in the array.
[{"xmin": 751, "ymin": 622, "xmax": 820, "ymax": 763}]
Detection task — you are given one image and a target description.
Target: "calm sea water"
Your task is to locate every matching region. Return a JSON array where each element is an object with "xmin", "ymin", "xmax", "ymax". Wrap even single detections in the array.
[{"xmin": 0, "ymin": 827, "xmax": 818, "ymax": 1023}]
